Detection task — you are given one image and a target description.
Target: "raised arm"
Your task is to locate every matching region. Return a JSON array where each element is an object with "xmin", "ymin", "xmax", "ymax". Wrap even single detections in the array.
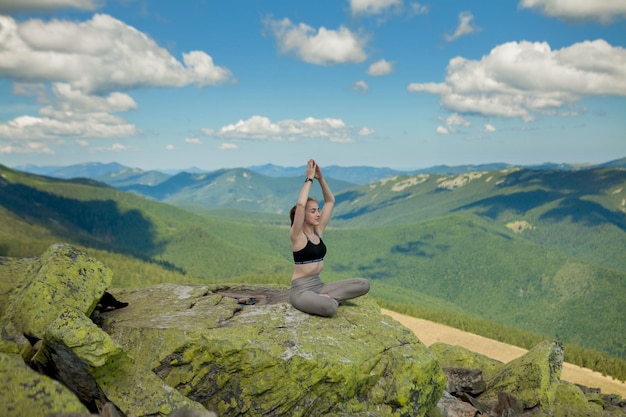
[
  {"xmin": 289, "ymin": 160, "xmax": 317, "ymax": 242},
  {"xmin": 315, "ymin": 164, "xmax": 334, "ymax": 232}
]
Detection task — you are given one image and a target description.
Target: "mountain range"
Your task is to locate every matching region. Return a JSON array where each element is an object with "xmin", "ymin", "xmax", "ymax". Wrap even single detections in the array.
[
  {"xmin": 13, "ymin": 157, "xmax": 626, "ymax": 215},
  {"xmin": 2, "ymin": 158, "xmax": 626, "ymax": 381}
]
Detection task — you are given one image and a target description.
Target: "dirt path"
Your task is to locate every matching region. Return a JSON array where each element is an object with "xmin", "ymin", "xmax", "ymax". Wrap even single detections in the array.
[{"xmin": 381, "ymin": 309, "xmax": 626, "ymax": 397}]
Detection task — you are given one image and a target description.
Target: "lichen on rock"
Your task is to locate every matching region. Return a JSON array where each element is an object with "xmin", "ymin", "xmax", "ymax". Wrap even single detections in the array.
[
  {"xmin": 101, "ymin": 283, "xmax": 446, "ymax": 417},
  {"xmin": 1, "ymin": 244, "xmax": 446, "ymax": 417}
]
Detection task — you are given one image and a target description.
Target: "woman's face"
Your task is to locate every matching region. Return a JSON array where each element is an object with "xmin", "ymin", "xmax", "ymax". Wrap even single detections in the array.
[{"xmin": 305, "ymin": 200, "xmax": 321, "ymax": 225}]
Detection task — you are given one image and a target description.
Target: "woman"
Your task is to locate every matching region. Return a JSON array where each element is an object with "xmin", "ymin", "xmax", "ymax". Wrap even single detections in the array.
[{"xmin": 289, "ymin": 159, "xmax": 370, "ymax": 317}]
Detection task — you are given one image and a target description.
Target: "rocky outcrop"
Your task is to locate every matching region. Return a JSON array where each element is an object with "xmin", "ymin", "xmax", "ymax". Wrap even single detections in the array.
[
  {"xmin": 429, "ymin": 342, "xmax": 626, "ymax": 417},
  {"xmin": 0, "ymin": 244, "xmax": 446, "ymax": 417},
  {"xmin": 2, "ymin": 243, "xmax": 624, "ymax": 417}
]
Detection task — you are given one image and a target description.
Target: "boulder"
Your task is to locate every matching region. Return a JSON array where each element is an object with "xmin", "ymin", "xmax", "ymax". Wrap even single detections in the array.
[
  {"xmin": 0, "ymin": 244, "xmax": 446, "ymax": 417},
  {"xmin": 1, "ymin": 243, "xmax": 113, "ymax": 339},
  {"xmin": 99, "ymin": 283, "xmax": 446, "ymax": 416},
  {"xmin": 481, "ymin": 340, "xmax": 564, "ymax": 411},
  {"xmin": 430, "ymin": 342, "xmax": 565, "ymax": 415},
  {"xmin": 1, "ymin": 349, "xmax": 89, "ymax": 416},
  {"xmin": 429, "ymin": 342, "xmax": 502, "ymax": 381},
  {"xmin": 428, "ymin": 341, "xmax": 625, "ymax": 416},
  {"xmin": 0, "ymin": 244, "xmax": 207, "ymax": 417}
]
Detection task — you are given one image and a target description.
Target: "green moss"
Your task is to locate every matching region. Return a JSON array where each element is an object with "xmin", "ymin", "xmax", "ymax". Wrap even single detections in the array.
[
  {"xmin": 553, "ymin": 382, "xmax": 604, "ymax": 416},
  {"xmin": 101, "ymin": 284, "xmax": 446, "ymax": 417},
  {"xmin": 429, "ymin": 342, "xmax": 502, "ymax": 381},
  {"xmin": 0, "ymin": 352, "xmax": 88, "ymax": 417},
  {"xmin": 483, "ymin": 340, "xmax": 563, "ymax": 409},
  {"xmin": 3, "ymin": 244, "xmax": 112, "ymax": 339}
]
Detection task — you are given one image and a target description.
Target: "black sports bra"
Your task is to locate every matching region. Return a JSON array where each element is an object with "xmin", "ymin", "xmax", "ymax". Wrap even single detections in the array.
[{"xmin": 293, "ymin": 232, "xmax": 326, "ymax": 265}]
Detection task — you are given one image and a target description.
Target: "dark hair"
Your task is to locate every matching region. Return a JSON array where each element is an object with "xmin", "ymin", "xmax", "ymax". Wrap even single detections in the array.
[{"xmin": 290, "ymin": 197, "xmax": 317, "ymax": 226}]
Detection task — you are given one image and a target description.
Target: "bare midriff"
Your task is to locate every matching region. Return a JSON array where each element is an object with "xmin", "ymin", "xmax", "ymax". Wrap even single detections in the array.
[{"xmin": 292, "ymin": 261, "xmax": 324, "ymax": 281}]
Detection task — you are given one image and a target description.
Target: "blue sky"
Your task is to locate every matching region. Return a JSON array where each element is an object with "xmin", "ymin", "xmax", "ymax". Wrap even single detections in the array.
[{"xmin": 0, "ymin": 0, "xmax": 625, "ymax": 171}]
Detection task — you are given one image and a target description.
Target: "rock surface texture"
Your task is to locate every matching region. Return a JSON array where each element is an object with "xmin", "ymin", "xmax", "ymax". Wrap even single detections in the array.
[
  {"xmin": 0, "ymin": 244, "xmax": 445, "ymax": 417},
  {"xmin": 429, "ymin": 342, "xmax": 626, "ymax": 417}
]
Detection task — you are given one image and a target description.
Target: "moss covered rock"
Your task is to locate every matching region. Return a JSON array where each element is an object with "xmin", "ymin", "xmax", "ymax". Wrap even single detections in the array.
[
  {"xmin": 1, "ymin": 243, "xmax": 113, "ymax": 338},
  {"xmin": 0, "ymin": 351, "xmax": 89, "ymax": 417},
  {"xmin": 0, "ymin": 244, "xmax": 207, "ymax": 417},
  {"xmin": 481, "ymin": 340, "xmax": 563, "ymax": 410},
  {"xmin": 100, "ymin": 284, "xmax": 446, "ymax": 417},
  {"xmin": 1, "ymin": 245, "xmax": 446, "ymax": 417},
  {"xmin": 429, "ymin": 342, "xmax": 502, "ymax": 381}
]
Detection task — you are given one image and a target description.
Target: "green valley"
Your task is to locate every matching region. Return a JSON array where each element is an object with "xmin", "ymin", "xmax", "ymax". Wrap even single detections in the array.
[{"xmin": 1, "ymin": 162, "xmax": 625, "ymax": 382}]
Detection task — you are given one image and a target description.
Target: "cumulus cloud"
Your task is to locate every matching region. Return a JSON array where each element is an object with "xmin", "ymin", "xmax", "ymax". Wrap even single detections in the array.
[
  {"xmin": 435, "ymin": 113, "xmax": 470, "ymax": 134},
  {"xmin": 0, "ymin": 0, "xmax": 100, "ymax": 13},
  {"xmin": 349, "ymin": 0, "xmax": 428, "ymax": 19},
  {"xmin": 408, "ymin": 39, "xmax": 626, "ymax": 121},
  {"xmin": 264, "ymin": 17, "xmax": 368, "ymax": 65},
  {"xmin": 0, "ymin": 14, "xmax": 234, "ymax": 94},
  {"xmin": 352, "ymin": 80, "xmax": 369, "ymax": 94},
  {"xmin": 202, "ymin": 115, "xmax": 365, "ymax": 143},
  {"xmin": 0, "ymin": 82, "xmax": 138, "ymax": 144},
  {"xmin": 444, "ymin": 11, "xmax": 481, "ymax": 42},
  {"xmin": 436, "ymin": 126, "xmax": 449, "ymax": 135},
  {"xmin": 219, "ymin": 143, "xmax": 238, "ymax": 150},
  {"xmin": 444, "ymin": 113, "xmax": 471, "ymax": 128},
  {"xmin": 166, "ymin": 144, "xmax": 176, "ymax": 151},
  {"xmin": 94, "ymin": 143, "xmax": 128, "ymax": 152},
  {"xmin": 358, "ymin": 127, "xmax": 375, "ymax": 136},
  {"xmin": 185, "ymin": 138, "xmax": 203, "ymax": 145},
  {"xmin": 0, "ymin": 13, "xmax": 234, "ymax": 151},
  {"xmin": 519, "ymin": 0, "xmax": 626, "ymax": 23},
  {"xmin": 368, "ymin": 59, "xmax": 394, "ymax": 76},
  {"xmin": 484, "ymin": 123, "xmax": 496, "ymax": 132},
  {"xmin": 0, "ymin": 141, "xmax": 54, "ymax": 154},
  {"xmin": 350, "ymin": 0, "xmax": 403, "ymax": 15}
]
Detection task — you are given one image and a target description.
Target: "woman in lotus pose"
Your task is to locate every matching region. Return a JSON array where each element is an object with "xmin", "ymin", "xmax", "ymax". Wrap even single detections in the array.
[{"xmin": 289, "ymin": 159, "xmax": 370, "ymax": 317}]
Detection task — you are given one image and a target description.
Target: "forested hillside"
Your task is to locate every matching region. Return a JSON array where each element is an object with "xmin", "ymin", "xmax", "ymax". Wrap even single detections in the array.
[
  {"xmin": 1, "ymin": 163, "xmax": 625, "ymax": 381},
  {"xmin": 332, "ymin": 168, "xmax": 626, "ymax": 273}
]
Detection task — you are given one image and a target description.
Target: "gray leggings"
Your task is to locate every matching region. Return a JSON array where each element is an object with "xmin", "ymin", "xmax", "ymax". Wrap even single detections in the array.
[{"xmin": 289, "ymin": 275, "xmax": 370, "ymax": 317}]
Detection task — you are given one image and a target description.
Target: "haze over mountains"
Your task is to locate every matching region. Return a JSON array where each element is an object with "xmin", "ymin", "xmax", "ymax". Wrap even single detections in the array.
[
  {"xmin": 18, "ymin": 157, "xmax": 625, "ymax": 186},
  {"xmin": 14, "ymin": 157, "xmax": 626, "ymax": 215}
]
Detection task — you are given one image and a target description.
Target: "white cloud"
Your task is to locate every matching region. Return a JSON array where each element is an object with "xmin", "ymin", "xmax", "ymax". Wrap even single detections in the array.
[
  {"xmin": 203, "ymin": 115, "xmax": 363, "ymax": 143},
  {"xmin": 519, "ymin": 0, "xmax": 626, "ymax": 23},
  {"xmin": 368, "ymin": 59, "xmax": 394, "ymax": 76},
  {"xmin": 0, "ymin": 14, "xmax": 234, "ymax": 94},
  {"xmin": 359, "ymin": 127, "xmax": 375, "ymax": 136},
  {"xmin": 408, "ymin": 39, "xmax": 626, "ymax": 120},
  {"xmin": 0, "ymin": 83, "xmax": 139, "ymax": 143},
  {"xmin": 350, "ymin": 0, "xmax": 403, "ymax": 15},
  {"xmin": 0, "ymin": 141, "xmax": 54, "ymax": 154},
  {"xmin": 0, "ymin": 111, "xmax": 137, "ymax": 142},
  {"xmin": 0, "ymin": 0, "xmax": 100, "ymax": 13},
  {"xmin": 352, "ymin": 80, "xmax": 369, "ymax": 94},
  {"xmin": 444, "ymin": 11, "xmax": 481, "ymax": 42},
  {"xmin": 185, "ymin": 137, "xmax": 203, "ymax": 145},
  {"xmin": 0, "ymin": 13, "xmax": 234, "ymax": 148},
  {"xmin": 76, "ymin": 139, "xmax": 89, "ymax": 146},
  {"xmin": 219, "ymin": 143, "xmax": 238, "ymax": 150},
  {"xmin": 407, "ymin": 82, "xmax": 451, "ymax": 95},
  {"xmin": 408, "ymin": 2, "xmax": 429, "ymax": 16},
  {"xmin": 436, "ymin": 113, "xmax": 470, "ymax": 134},
  {"xmin": 166, "ymin": 144, "xmax": 176, "ymax": 151},
  {"xmin": 94, "ymin": 143, "xmax": 128, "ymax": 152},
  {"xmin": 264, "ymin": 17, "xmax": 368, "ymax": 65},
  {"xmin": 484, "ymin": 123, "xmax": 496, "ymax": 132},
  {"xmin": 444, "ymin": 113, "xmax": 471, "ymax": 128}
]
